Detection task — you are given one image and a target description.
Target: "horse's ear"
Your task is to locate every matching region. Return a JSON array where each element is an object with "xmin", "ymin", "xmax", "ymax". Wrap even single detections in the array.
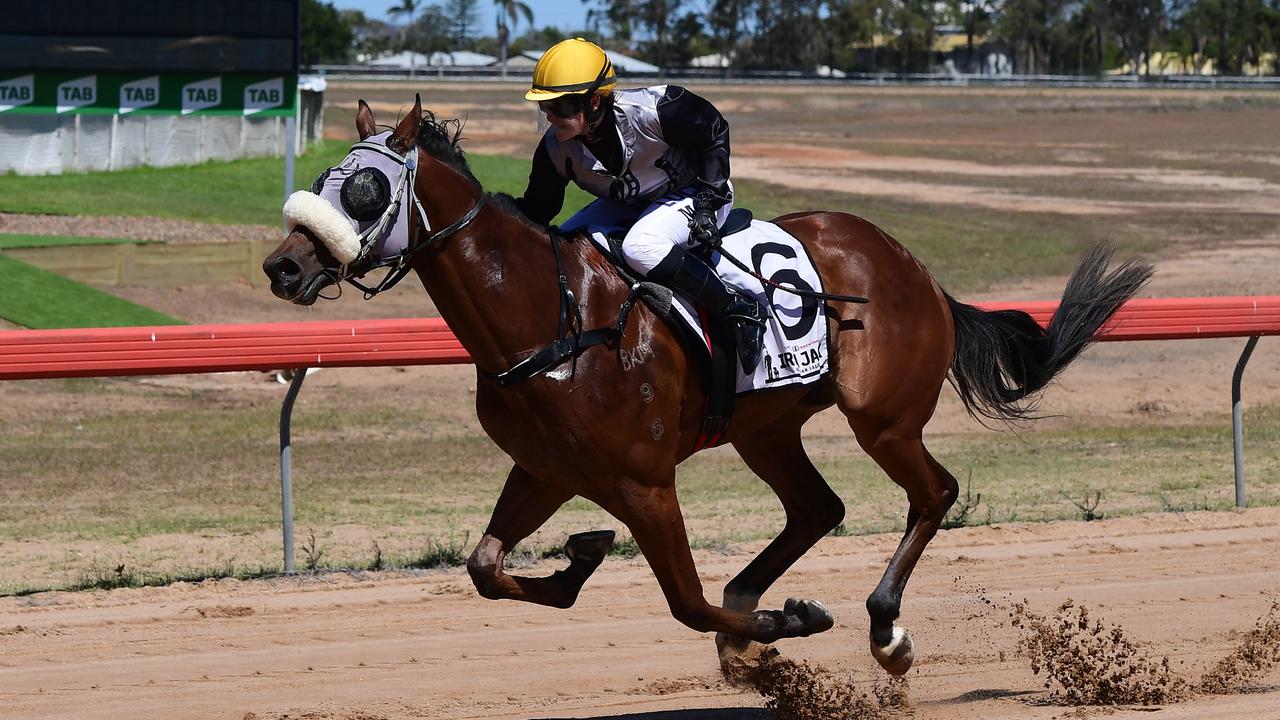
[
  {"xmin": 392, "ymin": 94, "xmax": 422, "ymax": 150},
  {"xmin": 356, "ymin": 99, "xmax": 376, "ymax": 140}
]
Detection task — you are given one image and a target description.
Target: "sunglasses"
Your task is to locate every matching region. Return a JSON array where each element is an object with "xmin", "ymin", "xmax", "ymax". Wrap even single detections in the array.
[{"xmin": 538, "ymin": 95, "xmax": 585, "ymax": 118}]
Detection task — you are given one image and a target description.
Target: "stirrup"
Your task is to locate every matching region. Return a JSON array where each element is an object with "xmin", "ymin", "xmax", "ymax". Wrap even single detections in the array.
[
  {"xmin": 734, "ymin": 323, "xmax": 765, "ymax": 373},
  {"xmin": 726, "ymin": 295, "xmax": 767, "ymax": 372}
]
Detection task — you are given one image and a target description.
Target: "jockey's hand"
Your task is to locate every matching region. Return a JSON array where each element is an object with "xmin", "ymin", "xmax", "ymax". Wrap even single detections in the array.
[{"xmin": 688, "ymin": 205, "xmax": 719, "ymax": 247}]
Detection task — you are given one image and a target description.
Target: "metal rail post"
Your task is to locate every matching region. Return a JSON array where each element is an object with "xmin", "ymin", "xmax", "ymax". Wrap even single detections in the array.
[
  {"xmin": 279, "ymin": 368, "xmax": 308, "ymax": 572},
  {"xmin": 283, "ymin": 113, "xmax": 297, "ymax": 211},
  {"xmin": 1232, "ymin": 336, "xmax": 1260, "ymax": 509}
]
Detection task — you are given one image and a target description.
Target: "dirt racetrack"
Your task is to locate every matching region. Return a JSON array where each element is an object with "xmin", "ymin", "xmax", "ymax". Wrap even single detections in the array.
[
  {"xmin": 3, "ymin": 508, "xmax": 1279, "ymax": 720},
  {"xmin": 4, "ymin": 83, "xmax": 1280, "ymax": 719}
]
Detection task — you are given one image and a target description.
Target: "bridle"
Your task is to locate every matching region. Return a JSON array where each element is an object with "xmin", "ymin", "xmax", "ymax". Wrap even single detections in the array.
[
  {"xmin": 331, "ymin": 139, "xmax": 489, "ymax": 299},
  {"xmin": 314, "ymin": 130, "xmax": 626, "ymax": 388}
]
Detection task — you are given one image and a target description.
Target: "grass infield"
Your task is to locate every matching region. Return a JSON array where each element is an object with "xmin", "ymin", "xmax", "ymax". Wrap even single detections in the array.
[
  {"xmin": 0, "ymin": 233, "xmax": 158, "ymax": 249},
  {"xmin": 0, "ymin": 141, "xmax": 598, "ymax": 228},
  {"xmin": 1, "ymin": 374, "xmax": 1276, "ymax": 594},
  {"xmin": 0, "ymin": 255, "xmax": 183, "ymax": 329},
  {"xmin": 0, "ymin": 141, "xmax": 1168, "ymax": 295}
]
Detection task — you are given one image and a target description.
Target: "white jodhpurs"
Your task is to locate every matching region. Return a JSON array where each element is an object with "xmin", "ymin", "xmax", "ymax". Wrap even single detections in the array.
[{"xmin": 560, "ymin": 183, "xmax": 734, "ymax": 276}]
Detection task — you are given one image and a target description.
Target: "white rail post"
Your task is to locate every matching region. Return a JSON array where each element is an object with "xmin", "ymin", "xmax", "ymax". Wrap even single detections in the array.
[
  {"xmin": 278, "ymin": 368, "xmax": 308, "ymax": 572},
  {"xmin": 1232, "ymin": 336, "xmax": 1259, "ymax": 509}
]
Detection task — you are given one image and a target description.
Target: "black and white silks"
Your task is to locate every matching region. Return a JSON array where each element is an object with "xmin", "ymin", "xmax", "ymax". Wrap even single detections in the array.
[{"xmin": 515, "ymin": 85, "xmax": 732, "ymax": 225}]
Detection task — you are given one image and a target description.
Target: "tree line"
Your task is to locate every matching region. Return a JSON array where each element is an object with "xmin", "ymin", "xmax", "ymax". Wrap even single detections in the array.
[{"xmin": 302, "ymin": 0, "xmax": 1280, "ymax": 76}]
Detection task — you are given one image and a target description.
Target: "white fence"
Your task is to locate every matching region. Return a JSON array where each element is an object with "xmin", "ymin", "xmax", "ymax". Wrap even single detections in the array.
[{"xmin": 0, "ymin": 88, "xmax": 324, "ymax": 176}]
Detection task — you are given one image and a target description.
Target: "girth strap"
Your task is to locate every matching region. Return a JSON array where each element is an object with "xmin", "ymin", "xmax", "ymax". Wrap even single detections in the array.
[
  {"xmin": 484, "ymin": 327, "xmax": 618, "ymax": 387},
  {"xmin": 481, "ymin": 230, "xmax": 644, "ymax": 387}
]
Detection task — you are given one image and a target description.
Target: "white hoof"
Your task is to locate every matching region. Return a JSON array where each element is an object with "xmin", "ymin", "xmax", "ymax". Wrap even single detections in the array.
[{"xmin": 870, "ymin": 626, "xmax": 915, "ymax": 676}]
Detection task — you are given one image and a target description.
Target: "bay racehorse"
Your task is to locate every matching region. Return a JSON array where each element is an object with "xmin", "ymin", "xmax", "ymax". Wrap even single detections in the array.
[{"xmin": 263, "ymin": 96, "xmax": 1152, "ymax": 676}]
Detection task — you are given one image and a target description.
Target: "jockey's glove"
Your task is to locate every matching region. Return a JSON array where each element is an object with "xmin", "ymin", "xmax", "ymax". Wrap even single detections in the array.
[
  {"xmin": 694, "ymin": 179, "xmax": 732, "ymax": 210},
  {"xmin": 688, "ymin": 205, "xmax": 719, "ymax": 247}
]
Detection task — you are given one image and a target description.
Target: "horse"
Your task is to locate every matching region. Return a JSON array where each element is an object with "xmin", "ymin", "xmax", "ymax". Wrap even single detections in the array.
[{"xmin": 263, "ymin": 96, "xmax": 1152, "ymax": 676}]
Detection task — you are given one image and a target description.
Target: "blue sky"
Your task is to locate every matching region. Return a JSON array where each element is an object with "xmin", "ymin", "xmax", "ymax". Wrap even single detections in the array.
[{"xmin": 331, "ymin": 0, "xmax": 592, "ymax": 36}]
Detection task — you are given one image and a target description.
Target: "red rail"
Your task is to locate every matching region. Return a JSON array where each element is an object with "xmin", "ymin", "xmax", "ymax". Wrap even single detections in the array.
[
  {"xmin": 0, "ymin": 318, "xmax": 470, "ymax": 380},
  {"xmin": 1, "ymin": 296, "xmax": 1277, "ymax": 381},
  {"xmin": 980, "ymin": 296, "xmax": 1280, "ymax": 342}
]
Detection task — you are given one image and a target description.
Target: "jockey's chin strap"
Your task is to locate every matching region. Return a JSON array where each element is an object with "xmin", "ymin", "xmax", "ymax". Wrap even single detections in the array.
[
  {"xmin": 342, "ymin": 144, "xmax": 489, "ymax": 299},
  {"xmin": 481, "ymin": 230, "xmax": 643, "ymax": 387}
]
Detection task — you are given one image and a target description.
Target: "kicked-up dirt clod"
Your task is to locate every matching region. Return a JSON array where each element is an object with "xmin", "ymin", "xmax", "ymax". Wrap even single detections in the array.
[
  {"xmin": 1197, "ymin": 601, "xmax": 1280, "ymax": 695},
  {"xmin": 1011, "ymin": 599, "xmax": 1190, "ymax": 705},
  {"xmin": 736, "ymin": 646, "xmax": 910, "ymax": 720}
]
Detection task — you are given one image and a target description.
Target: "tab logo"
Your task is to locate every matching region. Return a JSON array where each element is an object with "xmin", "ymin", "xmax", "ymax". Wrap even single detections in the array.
[
  {"xmin": 181, "ymin": 77, "xmax": 221, "ymax": 114},
  {"xmin": 120, "ymin": 76, "xmax": 160, "ymax": 114},
  {"xmin": 244, "ymin": 77, "xmax": 284, "ymax": 115},
  {"xmin": 0, "ymin": 75, "xmax": 35, "ymax": 112},
  {"xmin": 57, "ymin": 75, "xmax": 97, "ymax": 113}
]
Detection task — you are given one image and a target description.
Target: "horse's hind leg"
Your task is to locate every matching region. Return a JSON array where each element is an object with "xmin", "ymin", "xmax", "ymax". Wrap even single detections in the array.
[
  {"xmin": 716, "ymin": 426, "xmax": 845, "ymax": 666},
  {"xmin": 851, "ymin": 419, "xmax": 958, "ymax": 675},
  {"xmin": 615, "ymin": 474, "xmax": 835, "ymax": 645},
  {"xmin": 467, "ymin": 464, "xmax": 615, "ymax": 609}
]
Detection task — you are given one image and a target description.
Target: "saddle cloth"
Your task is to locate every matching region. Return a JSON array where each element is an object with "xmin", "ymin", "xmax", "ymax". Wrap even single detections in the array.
[{"xmin": 590, "ymin": 219, "xmax": 830, "ymax": 394}]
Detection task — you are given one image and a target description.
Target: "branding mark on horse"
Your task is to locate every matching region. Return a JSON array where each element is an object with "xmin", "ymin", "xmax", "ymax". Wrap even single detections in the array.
[
  {"xmin": 640, "ymin": 383, "xmax": 654, "ymax": 403},
  {"xmin": 621, "ymin": 343, "xmax": 655, "ymax": 372},
  {"xmin": 650, "ymin": 418, "xmax": 664, "ymax": 440}
]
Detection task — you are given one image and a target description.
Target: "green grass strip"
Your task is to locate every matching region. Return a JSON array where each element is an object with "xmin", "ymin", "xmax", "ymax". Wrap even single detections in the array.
[
  {"xmin": 0, "ymin": 141, "xmax": 349, "ymax": 226},
  {"xmin": 0, "ymin": 233, "xmax": 157, "ymax": 249},
  {"xmin": 0, "ymin": 255, "xmax": 183, "ymax": 328},
  {"xmin": 0, "ymin": 141, "xmax": 596, "ymax": 227},
  {"xmin": 0, "ymin": 145, "xmax": 1166, "ymax": 293}
]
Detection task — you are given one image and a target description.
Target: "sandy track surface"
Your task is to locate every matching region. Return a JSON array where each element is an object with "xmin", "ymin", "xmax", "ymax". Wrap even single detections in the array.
[
  {"xmin": 3, "ymin": 508, "xmax": 1278, "ymax": 720},
  {"xmin": 4, "ymin": 85, "xmax": 1279, "ymax": 719}
]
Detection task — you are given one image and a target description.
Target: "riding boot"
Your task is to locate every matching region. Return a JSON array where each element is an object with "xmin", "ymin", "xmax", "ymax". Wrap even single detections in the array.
[{"xmin": 648, "ymin": 246, "xmax": 768, "ymax": 373}]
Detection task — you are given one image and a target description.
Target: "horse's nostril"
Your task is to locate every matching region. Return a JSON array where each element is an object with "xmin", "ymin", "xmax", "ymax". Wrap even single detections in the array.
[{"xmin": 267, "ymin": 257, "xmax": 301, "ymax": 282}]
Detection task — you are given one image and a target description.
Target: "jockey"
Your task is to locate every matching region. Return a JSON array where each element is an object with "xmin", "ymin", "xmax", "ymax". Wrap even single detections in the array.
[{"xmin": 515, "ymin": 38, "xmax": 767, "ymax": 373}]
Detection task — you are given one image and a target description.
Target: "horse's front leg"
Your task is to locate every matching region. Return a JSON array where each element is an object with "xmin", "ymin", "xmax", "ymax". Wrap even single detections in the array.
[
  {"xmin": 617, "ymin": 477, "xmax": 834, "ymax": 644},
  {"xmin": 467, "ymin": 464, "xmax": 615, "ymax": 609}
]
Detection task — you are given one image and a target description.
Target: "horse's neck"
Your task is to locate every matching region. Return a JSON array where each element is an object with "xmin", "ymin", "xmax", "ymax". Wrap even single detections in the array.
[{"xmin": 412, "ymin": 160, "xmax": 568, "ymax": 373}]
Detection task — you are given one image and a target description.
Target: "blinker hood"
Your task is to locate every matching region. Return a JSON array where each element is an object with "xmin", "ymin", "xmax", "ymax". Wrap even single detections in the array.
[{"xmin": 282, "ymin": 130, "xmax": 419, "ymax": 267}]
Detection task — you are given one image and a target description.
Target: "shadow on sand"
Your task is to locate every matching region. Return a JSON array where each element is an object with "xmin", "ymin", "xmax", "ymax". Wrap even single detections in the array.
[{"xmin": 535, "ymin": 709, "xmax": 771, "ymax": 720}]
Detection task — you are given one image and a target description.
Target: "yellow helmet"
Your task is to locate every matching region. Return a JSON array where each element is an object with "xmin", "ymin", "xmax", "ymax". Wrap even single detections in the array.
[{"xmin": 526, "ymin": 38, "xmax": 616, "ymax": 102}]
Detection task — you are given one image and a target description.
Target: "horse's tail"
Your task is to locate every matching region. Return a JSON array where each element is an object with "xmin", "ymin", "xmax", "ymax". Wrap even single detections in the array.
[{"xmin": 944, "ymin": 242, "xmax": 1154, "ymax": 422}]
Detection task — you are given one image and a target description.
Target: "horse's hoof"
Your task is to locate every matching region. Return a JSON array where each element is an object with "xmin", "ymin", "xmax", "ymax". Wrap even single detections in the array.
[
  {"xmin": 784, "ymin": 597, "xmax": 835, "ymax": 637},
  {"xmin": 564, "ymin": 529, "xmax": 615, "ymax": 568},
  {"xmin": 870, "ymin": 626, "xmax": 914, "ymax": 676}
]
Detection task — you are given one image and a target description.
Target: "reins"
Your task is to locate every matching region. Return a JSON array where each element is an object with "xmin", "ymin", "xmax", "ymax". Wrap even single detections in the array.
[
  {"xmin": 333, "ymin": 138, "xmax": 861, "ymax": 389},
  {"xmin": 707, "ymin": 238, "xmax": 870, "ymax": 306},
  {"xmin": 345, "ymin": 192, "xmax": 488, "ymax": 298},
  {"xmin": 332, "ymin": 139, "xmax": 630, "ymax": 387}
]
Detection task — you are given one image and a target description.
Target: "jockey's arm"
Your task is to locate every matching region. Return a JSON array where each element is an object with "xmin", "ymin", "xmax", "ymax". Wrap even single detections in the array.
[
  {"xmin": 514, "ymin": 139, "xmax": 568, "ymax": 226},
  {"xmin": 656, "ymin": 86, "xmax": 732, "ymax": 209}
]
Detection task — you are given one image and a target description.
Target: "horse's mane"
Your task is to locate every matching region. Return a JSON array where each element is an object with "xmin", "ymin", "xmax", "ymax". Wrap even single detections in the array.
[
  {"xmin": 408, "ymin": 110, "xmax": 552, "ymax": 235},
  {"xmin": 413, "ymin": 111, "xmax": 478, "ymax": 185}
]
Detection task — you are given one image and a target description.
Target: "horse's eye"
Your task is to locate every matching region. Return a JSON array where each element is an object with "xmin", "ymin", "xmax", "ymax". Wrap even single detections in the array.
[
  {"xmin": 340, "ymin": 167, "xmax": 391, "ymax": 222},
  {"xmin": 310, "ymin": 169, "xmax": 331, "ymax": 194}
]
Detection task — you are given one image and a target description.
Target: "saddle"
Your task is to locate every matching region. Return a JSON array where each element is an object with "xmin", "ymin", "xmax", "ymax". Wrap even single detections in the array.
[
  {"xmin": 481, "ymin": 207, "xmax": 773, "ymax": 452},
  {"xmin": 597, "ymin": 208, "xmax": 757, "ymax": 450}
]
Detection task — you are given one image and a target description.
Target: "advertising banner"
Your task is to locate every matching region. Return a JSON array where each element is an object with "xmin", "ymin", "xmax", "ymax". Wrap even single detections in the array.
[{"xmin": 0, "ymin": 72, "xmax": 297, "ymax": 116}]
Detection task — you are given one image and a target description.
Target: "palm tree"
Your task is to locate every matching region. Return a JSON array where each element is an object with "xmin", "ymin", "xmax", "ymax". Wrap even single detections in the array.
[
  {"xmin": 388, "ymin": 0, "xmax": 420, "ymax": 77},
  {"xmin": 494, "ymin": 0, "xmax": 534, "ymax": 78}
]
